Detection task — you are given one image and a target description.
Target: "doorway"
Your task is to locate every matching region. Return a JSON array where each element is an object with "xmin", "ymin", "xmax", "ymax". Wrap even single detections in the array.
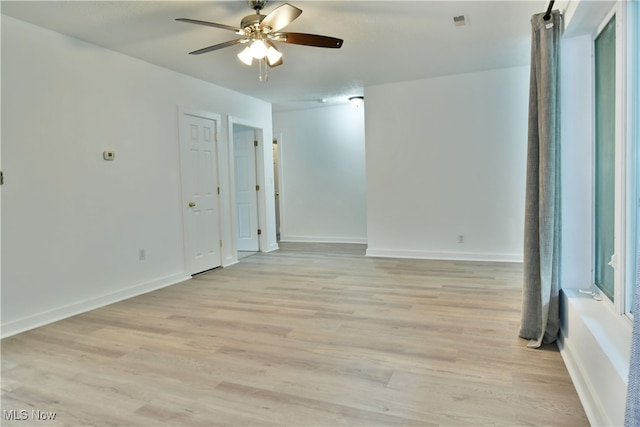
[
  {"xmin": 273, "ymin": 136, "xmax": 281, "ymax": 242},
  {"xmin": 233, "ymin": 123, "xmax": 260, "ymax": 253}
]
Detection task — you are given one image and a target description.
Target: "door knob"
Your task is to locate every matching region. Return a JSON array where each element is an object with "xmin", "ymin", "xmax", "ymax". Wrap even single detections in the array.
[{"xmin": 188, "ymin": 202, "xmax": 196, "ymax": 207}]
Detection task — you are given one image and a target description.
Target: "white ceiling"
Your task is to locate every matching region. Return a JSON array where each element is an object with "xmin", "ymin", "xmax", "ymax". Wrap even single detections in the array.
[{"xmin": 1, "ymin": 1, "xmax": 556, "ymax": 111}]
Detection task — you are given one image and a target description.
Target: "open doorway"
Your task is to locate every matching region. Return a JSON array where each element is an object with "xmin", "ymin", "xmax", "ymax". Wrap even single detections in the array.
[{"xmin": 232, "ymin": 123, "xmax": 260, "ymax": 257}]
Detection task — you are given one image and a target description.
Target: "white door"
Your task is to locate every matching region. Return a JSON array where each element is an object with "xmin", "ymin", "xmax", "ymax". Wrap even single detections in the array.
[
  {"xmin": 233, "ymin": 125, "xmax": 259, "ymax": 251},
  {"xmin": 180, "ymin": 112, "xmax": 221, "ymax": 275}
]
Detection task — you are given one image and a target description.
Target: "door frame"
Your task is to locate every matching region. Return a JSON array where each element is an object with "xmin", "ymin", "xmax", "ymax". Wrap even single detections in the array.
[
  {"xmin": 228, "ymin": 116, "xmax": 267, "ymax": 253},
  {"xmin": 232, "ymin": 122, "xmax": 260, "ymax": 252},
  {"xmin": 273, "ymin": 133, "xmax": 284, "ymax": 242},
  {"xmin": 178, "ymin": 106, "xmax": 222, "ymax": 274}
]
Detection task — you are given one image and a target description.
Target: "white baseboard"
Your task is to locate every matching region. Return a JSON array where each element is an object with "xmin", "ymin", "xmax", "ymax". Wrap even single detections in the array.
[
  {"xmin": 280, "ymin": 235, "xmax": 367, "ymax": 244},
  {"xmin": 1, "ymin": 273, "xmax": 190, "ymax": 339},
  {"xmin": 222, "ymin": 259, "xmax": 239, "ymax": 268},
  {"xmin": 558, "ymin": 289, "xmax": 631, "ymax": 427},
  {"xmin": 365, "ymin": 248, "xmax": 523, "ymax": 263},
  {"xmin": 223, "ymin": 254, "xmax": 238, "ymax": 267},
  {"xmin": 558, "ymin": 331, "xmax": 607, "ymax": 426},
  {"xmin": 264, "ymin": 242, "xmax": 280, "ymax": 252}
]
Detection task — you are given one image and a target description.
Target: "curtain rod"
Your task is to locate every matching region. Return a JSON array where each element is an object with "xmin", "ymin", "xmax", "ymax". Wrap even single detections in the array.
[{"xmin": 543, "ymin": 0, "xmax": 555, "ymax": 20}]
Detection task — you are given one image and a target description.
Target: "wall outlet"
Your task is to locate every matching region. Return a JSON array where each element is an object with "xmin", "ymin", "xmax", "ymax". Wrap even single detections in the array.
[
  {"xmin": 458, "ymin": 235, "xmax": 464, "ymax": 244},
  {"xmin": 139, "ymin": 249, "xmax": 146, "ymax": 261}
]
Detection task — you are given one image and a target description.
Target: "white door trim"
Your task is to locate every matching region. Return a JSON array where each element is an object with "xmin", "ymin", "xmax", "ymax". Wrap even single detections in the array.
[
  {"xmin": 273, "ymin": 132, "xmax": 285, "ymax": 242},
  {"xmin": 228, "ymin": 116, "xmax": 267, "ymax": 252}
]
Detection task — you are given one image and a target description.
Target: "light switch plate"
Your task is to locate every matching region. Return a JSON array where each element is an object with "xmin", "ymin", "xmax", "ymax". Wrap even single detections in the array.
[{"xmin": 103, "ymin": 151, "xmax": 115, "ymax": 161}]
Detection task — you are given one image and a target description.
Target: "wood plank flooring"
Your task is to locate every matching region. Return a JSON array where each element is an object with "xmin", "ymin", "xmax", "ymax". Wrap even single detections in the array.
[{"xmin": 1, "ymin": 243, "xmax": 588, "ymax": 426}]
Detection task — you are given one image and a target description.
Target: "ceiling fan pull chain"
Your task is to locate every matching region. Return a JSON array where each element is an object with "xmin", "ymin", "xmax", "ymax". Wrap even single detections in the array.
[
  {"xmin": 264, "ymin": 58, "xmax": 269, "ymax": 82},
  {"xmin": 258, "ymin": 57, "xmax": 269, "ymax": 82}
]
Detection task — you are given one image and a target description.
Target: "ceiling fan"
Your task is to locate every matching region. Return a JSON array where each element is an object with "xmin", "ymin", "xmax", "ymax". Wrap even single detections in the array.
[{"xmin": 176, "ymin": 0, "xmax": 343, "ymax": 70}]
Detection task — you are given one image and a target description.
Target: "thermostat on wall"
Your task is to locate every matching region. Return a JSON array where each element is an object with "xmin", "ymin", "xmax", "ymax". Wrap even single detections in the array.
[{"xmin": 103, "ymin": 151, "xmax": 115, "ymax": 161}]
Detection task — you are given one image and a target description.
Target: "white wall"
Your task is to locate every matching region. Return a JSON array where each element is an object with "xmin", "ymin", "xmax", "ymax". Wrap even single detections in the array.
[
  {"xmin": 1, "ymin": 15, "xmax": 275, "ymax": 337},
  {"xmin": 364, "ymin": 66, "xmax": 529, "ymax": 262},
  {"xmin": 273, "ymin": 104, "xmax": 366, "ymax": 243}
]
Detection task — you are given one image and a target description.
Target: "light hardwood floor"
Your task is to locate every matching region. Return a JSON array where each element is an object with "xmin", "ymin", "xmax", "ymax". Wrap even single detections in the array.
[{"xmin": 1, "ymin": 243, "xmax": 588, "ymax": 426}]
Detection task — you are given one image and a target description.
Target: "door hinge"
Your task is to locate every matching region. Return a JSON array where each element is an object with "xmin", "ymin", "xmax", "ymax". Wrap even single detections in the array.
[
  {"xmin": 257, "ymin": 229, "xmax": 262, "ymax": 235},
  {"xmin": 220, "ymin": 240, "xmax": 223, "ymax": 248},
  {"xmin": 256, "ymin": 184, "xmax": 260, "ymax": 191},
  {"xmin": 0, "ymin": 171, "xmax": 3, "ymax": 186},
  {"xmin": 217, "ymin": 186, "xmax": 220, "ymax": 195},
  {"xmin": 215, "ymin": 132, "xmax": 219, "ymax": 142},
  {"xmin": 254, "ymin": 140, "xmax": 258, "ymax": 147}
]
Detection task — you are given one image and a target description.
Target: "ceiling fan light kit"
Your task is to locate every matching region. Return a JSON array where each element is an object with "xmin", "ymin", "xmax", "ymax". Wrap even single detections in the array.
[
  {"xmin": 237, "ymin": 46, "xmax": 254, "ymax": 65},
  {"xmin": 177, "ymin": 1, "xmax": 343, "ymax": 81},
  {"xmin": 265, "ymin": 45, "xmax": 283, "ymax": 64}
]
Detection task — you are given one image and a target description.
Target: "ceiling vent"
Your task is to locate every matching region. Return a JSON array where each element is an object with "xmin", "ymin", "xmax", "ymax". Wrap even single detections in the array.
[{"xmin": 453, "ymin": 15, "xmax": 468, "ymax": 27}]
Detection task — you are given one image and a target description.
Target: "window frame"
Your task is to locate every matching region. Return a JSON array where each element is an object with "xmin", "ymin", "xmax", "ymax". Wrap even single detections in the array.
[
  {"xmin": 625, "ymin": 0, "xmax": 639, "ymax": 317},
  {"xmin": 591, "ymin": 1, "xmax": 636, "ymax": 320},
  {"xmin": 593, "ymin": 10, "xmax": 617, "ymax": 302}
]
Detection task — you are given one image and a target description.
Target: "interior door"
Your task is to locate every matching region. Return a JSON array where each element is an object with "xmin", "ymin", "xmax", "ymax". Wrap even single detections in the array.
[
  {"xmin": 180, "ymin": 112, "xmax": 222, "ymax": 274},
  {"xmin": 233, "ymin": 125, "xmax": 259, "ymax": 251}
]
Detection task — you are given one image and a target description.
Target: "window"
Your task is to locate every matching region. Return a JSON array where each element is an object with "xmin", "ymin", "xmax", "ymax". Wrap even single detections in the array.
[
  {"xmin": 632, "ymin": 196, "xmax": 638, "ymax": 317},
  {"xmin": 593, "ymin": 1, "xmax": 638, "ymax": 318},
  {"xmin": 594, "ymin": 14, "xmax": 616, "ymax": 302},
  {"xmin": 627, "ymin": 0, "xmax": 639, "ymax": 316}
]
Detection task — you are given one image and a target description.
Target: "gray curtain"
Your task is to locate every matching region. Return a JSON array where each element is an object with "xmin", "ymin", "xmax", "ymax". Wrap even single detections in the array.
[
  {"xmin": 626, "ymin": 254, "xmax": 640, "ymax": 425},
  {"xmin": 519, "ymin": 10, "xmax": 562, "ymax": 349}
]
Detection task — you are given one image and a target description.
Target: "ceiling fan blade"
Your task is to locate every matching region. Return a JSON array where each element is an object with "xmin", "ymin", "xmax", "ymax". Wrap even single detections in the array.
[
  {"xmin": 260, "ymin": 3, "xmax": 302, "ymax": 32},
  {"xmin": 277, "ymin": 32, "xmax": 343, "ymax": 48},
  {"xmin": 176, "ymin": 18, "xmax": 241, "ymax": 33},
  {"xmin": 189, "ymin": 39, "xmax": 244, "ymax": 55}
]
